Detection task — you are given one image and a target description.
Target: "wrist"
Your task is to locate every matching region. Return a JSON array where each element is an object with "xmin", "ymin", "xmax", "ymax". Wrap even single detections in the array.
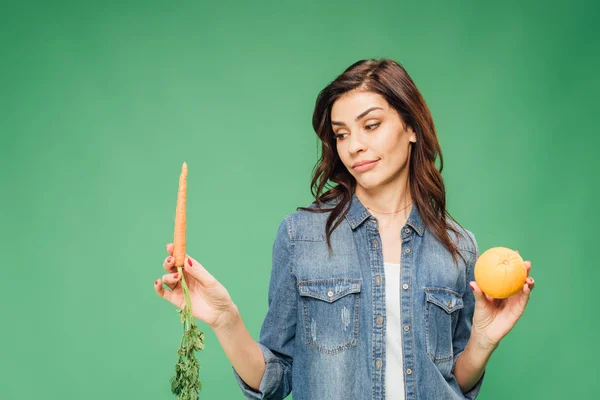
[
  {"xmin": 211, "ymin": 302, "xmax": 240, "ymax": 332},
  {"xmin": 470, "ymin": 329, "xmax": 500, "ymax": 353}
]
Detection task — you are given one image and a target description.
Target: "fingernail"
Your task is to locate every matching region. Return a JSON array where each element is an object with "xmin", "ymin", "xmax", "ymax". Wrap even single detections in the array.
[
  {"xmin": 167, "ymin": 256, "xmax": 173, "ymax": 263},
  {"xmin": 187, "ymin": 257, "xmax": 193, "ymax": 267},
  {"xmin": 155, "ymin": 279, "xmax": 159, "ymax": 285},
  {"xmin": 173, "ymin": 273, "xmax": 179, "ymax": 279},
  {"xmin": 469, "ymin": 283, "xmax": 475, "ymax": 291}
]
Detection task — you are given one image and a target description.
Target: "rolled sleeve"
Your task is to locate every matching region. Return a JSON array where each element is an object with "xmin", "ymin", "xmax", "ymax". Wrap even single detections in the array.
[
  {"xmin": 233, "ymin": 343, "xmax": 292, "ymax": 399},
  {"xmin": 233, "ymin": 216, "xmax": 296, "ymax": 400}
]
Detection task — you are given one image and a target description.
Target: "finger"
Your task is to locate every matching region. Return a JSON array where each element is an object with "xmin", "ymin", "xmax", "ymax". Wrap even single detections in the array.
[
  {"xmin": 525, "ymin": 260, "xmax": 531, "ymax": 275},
  {"xmin": 469, "ymin": 281, "xmax": 490, "ymax": 303},
  {"xmin": 166, "ymin": 243, "xmax": 174, "ymax": 256},
  {"xmin": 526, "ymin": 276, "xmax": 535, "ymax": 291},
  {"xmin": 163, "ymin": 255, "xmax": 177, "ymax": 273},
  {"xmin": 519, "ymin": 280, "xmax": 533, "ymax": 309},
  {"xmin": 154, "ymin": 278, "xmax": 183, "ymax": 306},
  {"xmin": 185, "ymin": 256, "xmax": 216, "ymax": 285},
  {"xmin": 161, "ymin": 272, "xmax": 181, "ymax": 290}
]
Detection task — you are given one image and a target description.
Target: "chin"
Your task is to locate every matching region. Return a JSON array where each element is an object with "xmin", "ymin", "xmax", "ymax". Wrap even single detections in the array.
[{"xmin": 355, "ymin": 175, "xmax": 385, "ymax": 190}]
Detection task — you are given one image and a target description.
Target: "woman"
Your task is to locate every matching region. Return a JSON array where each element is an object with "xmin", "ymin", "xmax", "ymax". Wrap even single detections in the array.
[{"xmin": 154, "ymin": 58, "xmax": 535, "ymax": 400}]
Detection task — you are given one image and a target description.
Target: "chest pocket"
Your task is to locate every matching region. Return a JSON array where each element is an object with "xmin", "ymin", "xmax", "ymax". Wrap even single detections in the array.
[
  {"xmin": 298, "ymin": 278, "xmax": 361, "ymax": 355},
  {"xmin": 424, "ymin": 287, "xmax": 464, "ymax": 367}
]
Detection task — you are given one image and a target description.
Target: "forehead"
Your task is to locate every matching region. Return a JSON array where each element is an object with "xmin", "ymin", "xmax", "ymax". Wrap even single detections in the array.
[{"xmin": 331, "ymin": 90, "xmax": 390, "ymax": 121}]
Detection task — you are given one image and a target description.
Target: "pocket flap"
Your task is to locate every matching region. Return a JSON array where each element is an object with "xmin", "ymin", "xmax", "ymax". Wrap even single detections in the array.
[
  {"xmin": 424, "ymin": 287, "xmax": 464, "ymax": 314},
  {"xmin": 298, "ymin": 278, "xmax": 361, "ymax": 303}
]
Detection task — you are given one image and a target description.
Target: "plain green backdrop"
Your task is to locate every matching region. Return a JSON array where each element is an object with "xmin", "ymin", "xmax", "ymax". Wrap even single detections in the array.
[{"xmin": 1, "ymin": 0, "xmax": 598, "ymax": 398}]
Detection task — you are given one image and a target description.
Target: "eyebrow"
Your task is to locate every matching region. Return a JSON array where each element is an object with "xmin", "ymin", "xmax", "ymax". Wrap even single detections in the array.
[{"xmin": 331, "ymin": 106, "xmax": 384, "ymax": 126}]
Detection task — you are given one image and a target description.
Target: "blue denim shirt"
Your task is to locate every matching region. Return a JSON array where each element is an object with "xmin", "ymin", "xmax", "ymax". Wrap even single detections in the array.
[{"xmin": 234, "ymin": 194, "xmax": 485, "ymax": 399}]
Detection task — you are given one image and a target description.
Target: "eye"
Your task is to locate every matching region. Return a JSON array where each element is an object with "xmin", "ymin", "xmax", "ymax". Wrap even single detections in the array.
[
  {"xmin": 365, "ymin": 122, "xmax": 380, "ymax": 131},
  {"xmin": 334, "ymin": 133, "xmax": 348, "ymax": 141}
]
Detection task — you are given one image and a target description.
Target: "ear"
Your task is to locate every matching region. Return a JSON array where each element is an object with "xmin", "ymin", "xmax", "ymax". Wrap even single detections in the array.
[{"xmin": 408, "ymin": 127, "xmax": 417, "ymax": 143}]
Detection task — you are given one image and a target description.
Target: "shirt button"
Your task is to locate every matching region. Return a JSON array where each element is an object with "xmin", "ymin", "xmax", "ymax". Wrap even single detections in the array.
[
  {"xmin": 402, "ymin": 283, "xmax": 409, "ymax": 290},
  {"xmin": 404, "ymin": 228, "xmax": 410, "ymax": 234},
  {"xmin": 406, "ymin": 368, "xmax": 412, "ymax": 375},
  {"xmin": 376, "ymin": 359, "xmax": 382, "ymax": 369},
  {"xmin": 404, "ymin": 325, "xmax": 410, "ymax": 332},
  {"xmin": 377, "ymin": 315, "xmax": 383, "ymax": 326},
  {"xmin": 375, "ymin": 275, "xmax": 381, "ymax": 285},
  {"xmin": 327, "ymin": 290, "xmax": 334, "ymax": 298},
  {"xmin": 404, "ymin": 248, "xmax": 411, "ymax": 254}
]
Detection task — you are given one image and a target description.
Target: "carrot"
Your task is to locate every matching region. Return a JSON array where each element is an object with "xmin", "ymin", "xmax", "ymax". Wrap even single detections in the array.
[
  {"xmin": 168, "ymin": 161, "xmax": 204, "ymax": 399},
  {"xmin": 173, "ymin": 162, "xmax": 187, "ymax": 267}
]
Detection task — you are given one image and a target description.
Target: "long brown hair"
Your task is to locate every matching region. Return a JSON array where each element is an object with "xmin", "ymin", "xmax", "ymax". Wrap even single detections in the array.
[{"xmin": 298, "ymin": 58, "xmax": 468, "ymax": 262}]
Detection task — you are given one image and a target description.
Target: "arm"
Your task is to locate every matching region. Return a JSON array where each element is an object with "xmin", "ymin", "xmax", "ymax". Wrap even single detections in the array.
[
  {"xmin": 156, "ymin": 216, "xmax": 297, "ymax": 399},
  {"xmin": 453, "ymin": 231, "xmax": 535, "ymax": 397},
  {"xmin": 231, "ymin": 216, "xmax": 297, "ymax": 399},
  {"xmin": 212, "ymin": 306, "xmax": 266, "ymax": 391},
  {"xmin": 453, "ymin": 332, "xmax": 497, "ymax": 394},
  {"xmin": 451, "ymin": 231, "xmax": 488, "ymax": 398}
]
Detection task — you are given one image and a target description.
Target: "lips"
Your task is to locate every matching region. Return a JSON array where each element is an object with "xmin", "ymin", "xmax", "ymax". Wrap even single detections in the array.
[
  {"xmin": 352, "ymin": 159, "xmax": 379, "ymax": 172},
  {"xmin": 352, "ymin": 159, "xmax": 379, "ymax": 168}
]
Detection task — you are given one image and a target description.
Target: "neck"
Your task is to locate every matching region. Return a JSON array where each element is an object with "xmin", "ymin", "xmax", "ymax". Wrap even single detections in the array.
[{"xmin": 355, "ymin": 174, "xmax": 412, "ymax": 227}]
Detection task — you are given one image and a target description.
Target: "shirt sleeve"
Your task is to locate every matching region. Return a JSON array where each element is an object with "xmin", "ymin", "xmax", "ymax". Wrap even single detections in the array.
[
  {"xmin": 233, "ymin": 215, "xmax": 296, "ymax": 399},
  {"xmin": 451, "ymin": 229, "xmax": 485, "ymax": 399}
]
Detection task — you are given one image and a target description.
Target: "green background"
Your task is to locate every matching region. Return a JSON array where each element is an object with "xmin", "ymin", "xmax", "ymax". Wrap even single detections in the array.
[{"xmin": 1, "ymin": 0, "xmax": 597, "ymax": 398}]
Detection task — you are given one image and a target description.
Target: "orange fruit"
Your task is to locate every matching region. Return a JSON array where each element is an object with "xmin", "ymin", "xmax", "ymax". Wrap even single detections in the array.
[{"xmin": 474, "ymin": 247, "xmax": 527, "ymax": 299}]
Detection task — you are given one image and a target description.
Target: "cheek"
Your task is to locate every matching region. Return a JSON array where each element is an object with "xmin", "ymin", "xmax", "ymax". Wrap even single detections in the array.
[
  {"xmin": 383, "ymin": 142, "xmax": 410, "ymax": 168},
  {"xmin": 336, "ymin": 144, "xmax": 351, "ymax": 166}
]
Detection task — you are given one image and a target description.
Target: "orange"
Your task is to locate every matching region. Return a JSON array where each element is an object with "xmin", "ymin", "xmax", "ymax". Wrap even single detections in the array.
[{"xmin": 474, "ymin": 247, "xmax": 527, "ymax": 299}]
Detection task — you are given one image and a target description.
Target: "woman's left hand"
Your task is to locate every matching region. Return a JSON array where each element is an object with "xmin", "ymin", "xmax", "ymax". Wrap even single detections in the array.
[{"xmin": 469, "ymin": 253, "xmax": 535, "ymax": 349}]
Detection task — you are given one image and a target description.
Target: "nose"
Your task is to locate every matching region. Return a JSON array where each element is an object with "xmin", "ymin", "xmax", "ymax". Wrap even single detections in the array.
[{"xmin": 347, "ymin": 131, "xmax": 366, "ymax": 154}]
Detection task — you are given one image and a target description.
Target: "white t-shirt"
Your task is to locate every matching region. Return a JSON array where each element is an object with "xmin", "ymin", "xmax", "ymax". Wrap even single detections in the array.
[{"xmin": 384, "ymin": 262, "xmax": 406, "ymax": 400}]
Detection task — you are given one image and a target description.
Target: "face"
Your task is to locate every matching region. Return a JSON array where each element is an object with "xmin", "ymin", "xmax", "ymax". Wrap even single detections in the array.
[{"xmin": 330, "ymin": 90, "xmax": 416, "ymax": 191}]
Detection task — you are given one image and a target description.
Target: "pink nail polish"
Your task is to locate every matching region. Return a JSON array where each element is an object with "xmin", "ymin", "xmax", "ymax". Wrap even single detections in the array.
[
  {"xmin": 187, "ymin": 257, "xmax": 193, "ymax": 267},
  {"xmin": 155, "ymin": 279, "xmax": 159, "ymax": 285},
  {"xmin": 173, "ymin": 273, "xmax": 179, "ymax": 279},
  {"xmin": 469, "ymin": 283, "xmax": 475, "ymax": 291},
  {"xmin": 167, "ymin": 256, "xmax": 173, "ymax": 263}
]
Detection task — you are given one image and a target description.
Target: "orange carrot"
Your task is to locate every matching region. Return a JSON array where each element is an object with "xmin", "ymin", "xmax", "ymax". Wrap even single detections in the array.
[
  {"xmin": 173, "ymin": 162, "xmax": 187, "ymax": 267},
  {"xmin": 168, "ymin": 162, "xmax": 204, "ymax": 397}
]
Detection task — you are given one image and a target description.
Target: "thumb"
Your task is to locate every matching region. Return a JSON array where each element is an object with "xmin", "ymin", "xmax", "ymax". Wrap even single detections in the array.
[
  {"xmin": 185, "ymin": 256, "xmax": 217, "ymax": 286},
  {"xmin": 469, "ymin": 281, "xmax": 488, "ymax": 303}
]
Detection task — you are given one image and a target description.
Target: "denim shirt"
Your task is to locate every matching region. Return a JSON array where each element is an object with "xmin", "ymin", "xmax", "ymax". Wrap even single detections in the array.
[{"xmin": 234, "ymin": 194, "xmax": 485, "ymax": 399}]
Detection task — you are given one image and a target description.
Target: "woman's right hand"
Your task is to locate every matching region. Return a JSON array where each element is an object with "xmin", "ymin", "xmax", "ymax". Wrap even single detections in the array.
[{"xmin": 154, "ymin": 243, "xmax": 237, "ymax": 329}]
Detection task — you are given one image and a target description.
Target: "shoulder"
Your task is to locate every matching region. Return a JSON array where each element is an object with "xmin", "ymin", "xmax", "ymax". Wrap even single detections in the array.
[
  {"xmin": 274, "ymin": 198, "xmax": 341, "ymax": 243},
  {"xmin": 444, "ymin": 218, "xmax": 478, "ymax": 255},
  {"xmin": 280, "ymin": 201, "xmax": 334, "ymax": 242}
]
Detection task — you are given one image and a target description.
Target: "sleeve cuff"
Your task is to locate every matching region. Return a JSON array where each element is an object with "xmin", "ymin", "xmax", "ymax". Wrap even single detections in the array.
[{"xmin": 233, "ymin": 343, "xmax": 290, "ymax": 399}]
